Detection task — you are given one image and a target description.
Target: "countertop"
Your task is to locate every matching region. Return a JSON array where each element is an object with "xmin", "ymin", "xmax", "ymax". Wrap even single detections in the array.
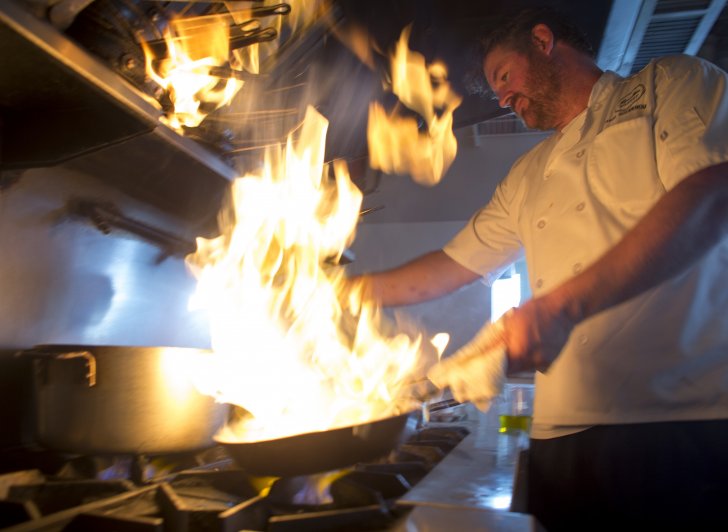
[{"xmin": 395, "ymin": 386, "xmax": 545, "ymax": 531}]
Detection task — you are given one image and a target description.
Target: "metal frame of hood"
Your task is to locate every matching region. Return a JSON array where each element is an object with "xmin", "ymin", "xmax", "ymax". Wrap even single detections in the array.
[{"xmin": 0, "ymin": 0, "xmax": 237, "ymax": 233}]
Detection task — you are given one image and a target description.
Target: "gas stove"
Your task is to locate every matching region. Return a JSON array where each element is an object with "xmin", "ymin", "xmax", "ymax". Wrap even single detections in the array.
[{"xmin": 0, "ymin": 403, "xmax": 541, "ymax": 531}]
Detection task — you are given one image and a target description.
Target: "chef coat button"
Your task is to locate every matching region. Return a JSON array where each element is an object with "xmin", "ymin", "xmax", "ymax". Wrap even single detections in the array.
[
  {"xmin": 660, "ymin": 130, "xmax": 669, "ymax": 141},
  {"xmin": 535, "ymin": 278, "xmax": 544, "ymax": 289},
  {"xmin": 576, "ymin": 202, "xmax": 586, "ymax": 211},
  {"xmin": 576, "ymin": 149, "xmax": 585, "ymax": 158},
  {"xmin": 537, "ymin": 219, "xmax": 546, "ymax": 229},
  {"xmin": 573, "ymin": 262, "xmax": 583, "ymax": 274},
  {"xmin": 578, "ymin": 334, "xmax": 588, "ymax": 345}
]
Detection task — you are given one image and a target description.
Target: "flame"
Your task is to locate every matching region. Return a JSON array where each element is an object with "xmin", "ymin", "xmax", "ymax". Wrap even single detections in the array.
[
  {"xmin": 142, "ymin": 15, "xmax": 245, "ymax": 130},
  {"xmin": 430, "ymin": 333, "xmax": 451, "ymax": 360},
  {"xmin": 367, "ymin": 27, "xmax": 462, "ymax": 186},
  {"xmin": 291, "ymin": 469, "xmax": 351, "ymax": 505},
  {"xmin": 186, "ymin": 106, "xmax": 432, "ymax": 442},
  {"xmin": 140, "ymin": 1, "xmax": 332, "ymax": 132}
]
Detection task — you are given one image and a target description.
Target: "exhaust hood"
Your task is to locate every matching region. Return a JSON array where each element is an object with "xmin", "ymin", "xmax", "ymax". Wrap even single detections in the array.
[{"xmin": 0, "ymin": 0, "xmax": 237, "ymax": 234}]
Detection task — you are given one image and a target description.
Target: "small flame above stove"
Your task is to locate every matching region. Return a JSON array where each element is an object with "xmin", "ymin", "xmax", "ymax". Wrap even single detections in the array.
[
  {"xmin": 367, "ymin": 26, "xmax": 462, "ymax": 186},
  {"xmin": 141, "ymin": 14, "xmax": 246, "ymax": 130}
]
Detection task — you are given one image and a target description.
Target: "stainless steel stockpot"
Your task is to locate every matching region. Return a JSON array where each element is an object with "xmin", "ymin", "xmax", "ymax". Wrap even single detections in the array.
[{"xmin": 20, "ymin": 345, "xmax": 229, "ymax": 455}]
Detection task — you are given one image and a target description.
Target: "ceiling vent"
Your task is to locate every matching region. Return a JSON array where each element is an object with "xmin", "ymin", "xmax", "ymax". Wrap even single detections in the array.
[
  {"xmin": 597, "ymin": 0, "xmax": 727, "ymax": 74},
  {"xmin": 473, "ymin": 113, "xmax": 534, "ymax": 136},
  {"xmin": 468, "ymin": 112, "xmax": 548, "ymax": 147}
]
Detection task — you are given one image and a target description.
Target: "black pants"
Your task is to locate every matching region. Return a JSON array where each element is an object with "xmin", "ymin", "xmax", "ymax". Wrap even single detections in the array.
[{"xmin": 527, "ymin": 419, "xmax": 728, "ymax": 531}]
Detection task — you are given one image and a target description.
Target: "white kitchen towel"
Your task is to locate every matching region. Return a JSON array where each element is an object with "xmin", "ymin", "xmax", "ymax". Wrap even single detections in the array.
[{"xmin": 426, "ymin": 315, "xmax": 508, "ymax": 412}]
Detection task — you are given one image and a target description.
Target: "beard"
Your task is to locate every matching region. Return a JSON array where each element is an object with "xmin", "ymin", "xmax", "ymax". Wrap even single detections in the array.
[{"xmin": 514, "ymin": 51, "xmax": 563, "ymax": 130}]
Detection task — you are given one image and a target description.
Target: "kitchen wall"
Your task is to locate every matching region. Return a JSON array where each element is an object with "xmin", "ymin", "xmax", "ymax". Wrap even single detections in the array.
[
  {"xmin": 0, "ymin": 129, "xmax": 546, "ymax": 352},
  {"xmin": 0, "ymin": 167, "xmax": 211, "ymax": 350},
  {"xmin": 0, "ymin": 165, "xmax": 212, "ymax": 445}
]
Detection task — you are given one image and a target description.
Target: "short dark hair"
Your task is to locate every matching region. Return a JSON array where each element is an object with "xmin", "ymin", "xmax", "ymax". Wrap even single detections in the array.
[{"xmin": 480, "ymin": 7, "xmax": 594, "ymax": 61}]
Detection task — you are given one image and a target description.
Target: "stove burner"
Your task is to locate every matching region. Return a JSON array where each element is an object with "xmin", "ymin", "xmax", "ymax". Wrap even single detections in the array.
[{"xmin": 0, "ymin": 426, "xmax": 469, "ymax": 531}]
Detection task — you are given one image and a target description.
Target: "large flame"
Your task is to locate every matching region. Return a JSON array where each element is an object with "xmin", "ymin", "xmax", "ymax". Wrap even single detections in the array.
[
  {"xmin": 368, "ymin": 27, "xmax": 462, "ymax": 186},
  {"xmin": 186, "ymin": 106, "xmax": 433, "ymax": 442}
]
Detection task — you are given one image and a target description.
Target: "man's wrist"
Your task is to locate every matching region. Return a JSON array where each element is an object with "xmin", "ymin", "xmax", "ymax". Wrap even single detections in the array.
[{"xmin": 543, "ymin": 284, "xmax": 585, "ymax": 328}]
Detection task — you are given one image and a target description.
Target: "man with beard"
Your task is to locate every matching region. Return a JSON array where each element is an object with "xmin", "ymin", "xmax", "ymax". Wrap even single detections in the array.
[{"xmin": 358, "ymin": 6, "xmax": 728, "ymax": 530}]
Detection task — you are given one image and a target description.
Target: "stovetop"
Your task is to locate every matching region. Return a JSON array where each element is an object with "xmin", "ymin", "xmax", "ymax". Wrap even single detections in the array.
[{"xmin": 0, "ymin": 403, "xmax": 542, "ymax": 531}]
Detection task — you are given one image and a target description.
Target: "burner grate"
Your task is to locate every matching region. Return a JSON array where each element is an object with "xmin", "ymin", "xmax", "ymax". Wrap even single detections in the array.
[{"xmin": 0, "ymin": 421, "xmax": 469, "ymax": 531}]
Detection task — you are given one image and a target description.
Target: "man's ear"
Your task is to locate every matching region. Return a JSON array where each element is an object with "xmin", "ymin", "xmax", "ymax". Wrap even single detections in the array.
[{"xmin": 531, "ymin": 24, "xmax": 555, "ymax": 55}]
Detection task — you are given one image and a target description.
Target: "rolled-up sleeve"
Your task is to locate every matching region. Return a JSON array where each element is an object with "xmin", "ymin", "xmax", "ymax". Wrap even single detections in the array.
[{"xmin": 443, "ymin": 169, "xmax": 525, "ymax": 286}]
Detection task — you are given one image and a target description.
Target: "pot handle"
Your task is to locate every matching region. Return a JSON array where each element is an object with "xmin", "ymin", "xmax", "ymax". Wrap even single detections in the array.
[{"xmin": 16, "ymin": 349, "xmax": 97, "ymax": 387}]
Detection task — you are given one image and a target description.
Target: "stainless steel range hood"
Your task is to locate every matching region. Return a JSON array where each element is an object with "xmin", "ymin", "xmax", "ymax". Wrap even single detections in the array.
[{"xmin": 0, "ymin": 0, "xmax": 237, "ymax": 234}]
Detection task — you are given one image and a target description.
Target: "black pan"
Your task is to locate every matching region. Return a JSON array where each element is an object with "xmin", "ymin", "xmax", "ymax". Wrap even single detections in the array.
[{"xmin": 216, "ymin": 412, "xmax": 416, "ymax": 477}]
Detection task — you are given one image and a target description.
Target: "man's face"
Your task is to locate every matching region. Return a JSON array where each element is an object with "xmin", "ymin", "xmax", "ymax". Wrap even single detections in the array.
[{"xmin": 484, "ymin": 44, "xmax": 562, "ymax": 130}]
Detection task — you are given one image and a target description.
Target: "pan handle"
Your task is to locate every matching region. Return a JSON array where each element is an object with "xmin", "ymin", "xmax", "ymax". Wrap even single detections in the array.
[
  {"xmin": 248, "ymin": 3, "xmax": 291, "ymax": 17},
  {"xmin": 66, "ymin": 199, "xmax": 197, "ymax": 262},
  {"xmin": 16, "ymin": 349, "xmax": 97, "ymax": 387}
]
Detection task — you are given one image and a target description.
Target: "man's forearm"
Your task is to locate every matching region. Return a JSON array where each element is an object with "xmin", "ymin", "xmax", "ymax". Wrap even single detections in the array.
[
  {"xmin": 551, "ymin": 162, "xmax": 728, "ymax": 324},
  {"xmin": 362, "ymin": 250, "xmax": 482, "ymax": 307}
]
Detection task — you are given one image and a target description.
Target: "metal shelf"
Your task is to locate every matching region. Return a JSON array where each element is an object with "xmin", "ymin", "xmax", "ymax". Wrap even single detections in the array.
[{"xmin": 0, "ymin": 0, "xmax": 237, "ymax": 234}]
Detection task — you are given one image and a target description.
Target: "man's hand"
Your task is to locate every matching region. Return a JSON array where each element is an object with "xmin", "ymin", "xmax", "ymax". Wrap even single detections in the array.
[
  {"xmin": 425, "ymin": 290, "xmax": 576, "ymax": 408},
  {"xmin": 501, "ymin": 294, "xmax": 576, "ymax": 374}
]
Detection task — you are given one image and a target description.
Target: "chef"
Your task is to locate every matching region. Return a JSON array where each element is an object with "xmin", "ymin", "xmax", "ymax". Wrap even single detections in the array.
[{"xmin": 360, "ymin": 6, "xmax": 728, "ymax": 529}]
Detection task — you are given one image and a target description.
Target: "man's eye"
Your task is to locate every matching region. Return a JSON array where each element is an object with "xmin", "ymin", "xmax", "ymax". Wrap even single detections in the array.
[{"xmin": 501, "ymin": 72, "xmax": 509, "ymax": 83}]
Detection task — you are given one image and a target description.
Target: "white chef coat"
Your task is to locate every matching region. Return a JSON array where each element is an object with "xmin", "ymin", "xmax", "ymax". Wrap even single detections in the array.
[{"xmin": 444, "ymin": 55, "xmax": 728, "ymax": 438}]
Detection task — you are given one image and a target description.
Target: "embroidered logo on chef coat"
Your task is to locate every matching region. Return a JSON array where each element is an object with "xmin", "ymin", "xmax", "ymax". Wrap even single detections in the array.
[
  {"xmin": 605, "ymin": 84, "xmax": 647, "ymax": 125},
  {"xmin": 618, "ymin": 84, "xmax": 646, "ymax": 110}
]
